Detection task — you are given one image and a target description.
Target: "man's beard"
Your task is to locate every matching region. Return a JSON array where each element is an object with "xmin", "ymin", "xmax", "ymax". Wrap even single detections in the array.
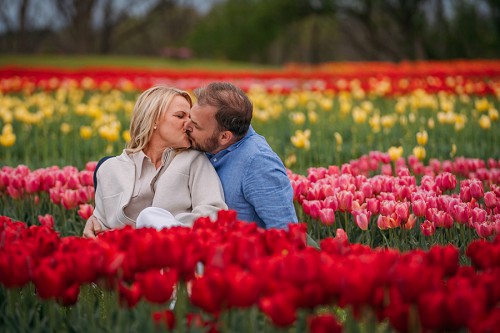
[{"xmin": 187, "ymin": 131, "xmax": 219, "ymax": 154}]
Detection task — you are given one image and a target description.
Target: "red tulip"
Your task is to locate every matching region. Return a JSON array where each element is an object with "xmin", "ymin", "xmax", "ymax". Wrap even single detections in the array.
[
  {"xmin": 418, "ymin": 290, "xmax": 449, "ymax": 331},
  {"xmin": 136, "ymin": 268, "xmax": 178, "ymax": 304},
  {"xmin": 259, "ymin": 292, "xmax": 297, "ymax": 327},
  {"xmin": 190, "ymin": 268, "xmax": 227, "ymax": 314},
  {"xmin": 308, "ymin": 314, "xmax": 342, "ymax": 333},
  {"xmin": 118, "ymin": 281, "xmax": 142, "ymax": 308},
  {"xmin": 225, "ymin": 266, "xmax": 262, "ymax": 308}
]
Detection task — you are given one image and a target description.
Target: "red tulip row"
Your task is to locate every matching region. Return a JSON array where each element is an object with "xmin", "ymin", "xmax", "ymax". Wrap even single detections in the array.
[
  {"xmin": 290, "ymin": 152, "xmax": 500, "ymax": 238},
  {"xmin": 0, "ymin": 212, "xmax": 499, "ymax": 332},
  {"xmin": 1, "ymin": 59, "xmax": 499, "ymax": 95}
]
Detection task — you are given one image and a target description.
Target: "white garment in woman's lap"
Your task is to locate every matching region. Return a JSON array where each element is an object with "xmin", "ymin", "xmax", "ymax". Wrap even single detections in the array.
[{"xmin": 136, "ymin": 207, "xmax": 186, "ymax": 230}]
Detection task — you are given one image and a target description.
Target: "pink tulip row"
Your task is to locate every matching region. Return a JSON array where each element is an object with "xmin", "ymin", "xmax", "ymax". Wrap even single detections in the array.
[
  {"xmin": 289, "ymin": 152, "xmax": 500, "ymax": 238},
  {"xmin": 0, "ymin": 163, "xmax": 95, "ymax": 219},
  {"xmin": 0, "ymin": 212, "xmax": 499, "ymax": 332}
]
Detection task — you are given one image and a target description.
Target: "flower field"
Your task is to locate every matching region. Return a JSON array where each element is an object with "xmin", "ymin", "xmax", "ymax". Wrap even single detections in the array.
[{"xmin": 1, "ymin": 60, "xmax": 500, "ymax": 332}]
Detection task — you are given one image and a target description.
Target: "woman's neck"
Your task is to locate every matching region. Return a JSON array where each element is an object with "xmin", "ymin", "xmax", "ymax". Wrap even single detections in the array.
[{"xmin": 143, "ymin": 144, "xmax": 167, "ymax": 169}]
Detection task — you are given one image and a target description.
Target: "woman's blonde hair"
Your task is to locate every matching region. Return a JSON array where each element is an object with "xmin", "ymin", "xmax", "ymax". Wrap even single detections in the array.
[{"xmin": 126, "ymin": 86, "xmax": 192, "ymax": 153}]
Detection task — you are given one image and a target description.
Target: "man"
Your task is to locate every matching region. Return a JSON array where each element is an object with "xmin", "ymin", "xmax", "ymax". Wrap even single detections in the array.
[{"xmin": 183, "ymin": 82, "xmax": 298, "ymax": 229}]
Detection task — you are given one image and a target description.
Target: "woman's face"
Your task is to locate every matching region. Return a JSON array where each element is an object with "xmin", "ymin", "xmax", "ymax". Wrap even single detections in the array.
[{"xmin": 154, "ymin": 95, "xmax": 191, "ymax": 149}]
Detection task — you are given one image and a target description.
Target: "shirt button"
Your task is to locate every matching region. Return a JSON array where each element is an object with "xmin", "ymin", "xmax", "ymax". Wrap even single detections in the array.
[{"xmin": 213, "ymin": 158, "xmax": 217, "ymax": 162}]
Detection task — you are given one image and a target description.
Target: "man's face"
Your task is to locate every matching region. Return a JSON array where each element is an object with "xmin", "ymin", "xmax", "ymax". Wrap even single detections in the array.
[{"xmin": 184, "ymin": 103, "xmax": 221, "ymax": 154}]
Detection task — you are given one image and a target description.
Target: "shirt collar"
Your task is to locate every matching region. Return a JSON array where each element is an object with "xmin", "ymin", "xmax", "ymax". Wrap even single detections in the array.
[{"xmin": 131, "ymin": 148, "xmax": 172, "ymax": 178}]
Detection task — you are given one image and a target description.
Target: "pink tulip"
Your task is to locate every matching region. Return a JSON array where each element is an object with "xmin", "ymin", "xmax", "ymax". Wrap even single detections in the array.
[
  {"xmin": 469, "ymin": 180, "xmax": 484, "ymax": 200},
  {"xmin": 402, "ymin": 214, "xmax": 416, "ymax": 230},
  {"xmin": 460, "ymin": 185, "xmax": 472, "ymax": 202},
  {"xmin": 38, "ymin": 214, "xmax": 55, "ymax": 228},
  {"xmin": 471, "ymin": 208, "xmax": 487, "ymax": 224},
  {"xmin": 412, "ymin": 199, "xmax": 427, "ymax": 217},
  {"xmin": 366, "ymin": 198, "xmax": 380, "ymax": 215},
  {"xmin": 319, "ymin": 208, "xmax": 335, "ymax": 226},
  {"xmin": 352, "ymin": 209, "xmax": 371, "ymax": 231},
  {"xmin": 421, "ymin": 220, "xmax": 436, "ymax": 236},
  {"xmin": 395, "ymin": 202, "xmax": 410, "ymax": 222},
  {"xmin": 61, "ymin": 189, "xmax": 79, "ymax": 210},
  {"xmin": 435, "ymin": 172, "xmax": 457, "ymax": 192},
  {"xmin": 322, "ymin": 196, "xmax": 338, "ymax": 211},
  {"xmin": 484, "ymin": 191, "xmax": 497, "ymax": 209},
  {"xmin": 452, "ymin": 203, "xmax": 471, "ymax": 225},
  {"xmin": 337, "ymin": 191, "xmax": 353, "ymax": 212},
  {"xmin": 78, "ymin": 204, "xmax": 94, "ymax": 220},
  {"xmin": 380, "ymin": 200, "xmax": 396, "ymax": 216},
  {"xmin": 474, "ymin": 222, "xmax": 495, "ymax": 238}
]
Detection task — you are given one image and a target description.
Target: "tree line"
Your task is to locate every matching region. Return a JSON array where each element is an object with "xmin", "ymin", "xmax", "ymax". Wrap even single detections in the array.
[{"xmin": 1, "ymin": 0, "xmax": 499, "ymax": 64}]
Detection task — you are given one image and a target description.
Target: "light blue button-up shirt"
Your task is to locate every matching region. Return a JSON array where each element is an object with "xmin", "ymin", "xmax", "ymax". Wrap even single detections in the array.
[{"xmin": 207, "ymin": 126, "xmax": 298, "ymax": 229}]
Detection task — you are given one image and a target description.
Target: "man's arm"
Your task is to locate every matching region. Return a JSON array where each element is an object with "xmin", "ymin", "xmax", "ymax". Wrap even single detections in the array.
[{"xmin": 243, "ymin": 153, "xmax": 298, "ymax": 229}]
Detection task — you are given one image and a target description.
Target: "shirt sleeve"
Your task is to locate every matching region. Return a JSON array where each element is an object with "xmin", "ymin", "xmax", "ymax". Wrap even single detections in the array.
[
  {"xmin": 175, "ymin": 153, "xmax": 228, "ymax": 226},
  {"xmin": 242, "ymin": 152, "xmax": 298, "ymax": 229}
]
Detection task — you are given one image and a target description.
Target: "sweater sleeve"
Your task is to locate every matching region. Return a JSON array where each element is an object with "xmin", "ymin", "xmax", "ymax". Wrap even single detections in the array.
[{"xmin": 175, "ymin": 153, "xmax": 228, "ymax": 226}]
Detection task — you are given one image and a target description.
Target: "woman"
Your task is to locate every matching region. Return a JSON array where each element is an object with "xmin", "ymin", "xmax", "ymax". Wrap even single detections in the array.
[{"xmin": 83, "ymin": 86, "xmax": 227, "ymax": 238}]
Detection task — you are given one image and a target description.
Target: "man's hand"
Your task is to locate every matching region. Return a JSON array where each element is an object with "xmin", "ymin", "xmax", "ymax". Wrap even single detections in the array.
[{"xmin": 83, "ymin": 215, "xmax": 102, "ymax": 239}]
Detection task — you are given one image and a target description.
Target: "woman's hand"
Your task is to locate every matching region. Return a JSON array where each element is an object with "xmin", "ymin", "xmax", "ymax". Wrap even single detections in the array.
[{"xmin": 83, "ymin": 215, "xmax": 102, "ymax": 238}]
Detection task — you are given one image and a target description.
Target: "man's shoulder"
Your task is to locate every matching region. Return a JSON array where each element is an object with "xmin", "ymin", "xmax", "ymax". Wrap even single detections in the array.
[{"xmin": 241, "ymin": 131, "xmax": 276, "ymax": 156}]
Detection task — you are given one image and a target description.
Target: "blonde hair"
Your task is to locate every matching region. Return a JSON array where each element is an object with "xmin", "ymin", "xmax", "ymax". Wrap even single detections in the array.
[{"xmin": 126, "ymin": 86, "xmax": 192, "ymax": 153}]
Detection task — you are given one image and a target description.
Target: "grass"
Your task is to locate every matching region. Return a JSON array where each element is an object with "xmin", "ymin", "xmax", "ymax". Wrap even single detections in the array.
[{"xmin": 0, "ymin": 54, "xmax": 281, "ymax": 71}]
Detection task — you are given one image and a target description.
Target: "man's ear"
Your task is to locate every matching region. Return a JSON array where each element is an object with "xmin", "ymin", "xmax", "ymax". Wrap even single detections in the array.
[{"xmin": 219, "ymin": 130, "xmax": 234, "ymax": 146}]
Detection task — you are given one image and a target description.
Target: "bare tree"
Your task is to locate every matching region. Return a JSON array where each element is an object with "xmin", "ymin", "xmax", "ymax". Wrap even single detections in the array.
[{"xmin": 54, "ymin": 0, "xmax": 97, "ymax": 53}]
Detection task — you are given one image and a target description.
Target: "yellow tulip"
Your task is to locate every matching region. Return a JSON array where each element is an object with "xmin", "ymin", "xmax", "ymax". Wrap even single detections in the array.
[
  {"xmin": 454, "ymin": 114, "xmax": 467, "ymax": 131},
  {"xmin": 290, "ymin": 129, "xmax": 311, "ymax": 150},
  {"xmin": 412, "ymin": 146, "xmax": 426, "ymax": 161},
  {"xmin": 334, "ymin": 132, "xmax": 343, "ymax": 146},
  {"xmin": 319, "ymin": 98, "xmax": 333, "ymax": 111},
  {"xmin": 352, "ymin": 107, "xmax": 367, "ymax": 124},
  {"xmin": 79, "ymin": 126, "xmax": 93, "ymax": 140},
  {"xmin": 290, "ymin": 112, "xmax": 306, "ymax": 125},
  {"xmin": 2, "ymin": 123, "xmax": 13, "ymax": 135},
  {"xmin": 450, "ymin": 144, "xmax": 457, "ymax": 158},
  {"xmin": 0, "ymin": 132, "xmax": 15, "ymax": 147},
  {"xmin": 388, "ymin": 146, "xmax": 403, "ymax": 162},
  {"xmin": 416, "ymin": 130, "xmax": 428, "ymax": 146},
  {"xmin": 122, "ymin": 130, "xmax": 131, "ymax": 143},
  {"xmin": 479, "ymin": 115, "xmax": 491, "ymax": 129},
  {"xmin": 427, "ymin": 118, "xmax": 435, "ymax": 129},
  {"xmin": 489, "ymin": 108, "xmax": 499, "ymax": 121},
  {"xmin": 60, "ymin": 123, "xmax": 71, "ymax": 134},
  {"xmin": 308, "ymin": 110, "xmax": 318, "ymax": 124},
  {"xmin": 475, "ymin": 98, "xmax": 489, "ymax": 112},
  {"xmin": 284, "ymin": 153, "xmax": 297, "ymax": 168}
]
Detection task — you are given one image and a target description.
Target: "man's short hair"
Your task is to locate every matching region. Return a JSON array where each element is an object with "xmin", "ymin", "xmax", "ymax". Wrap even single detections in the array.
[{"xmin": 194, "ymin": 82, "xmax": 252, "ymax": 138}]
